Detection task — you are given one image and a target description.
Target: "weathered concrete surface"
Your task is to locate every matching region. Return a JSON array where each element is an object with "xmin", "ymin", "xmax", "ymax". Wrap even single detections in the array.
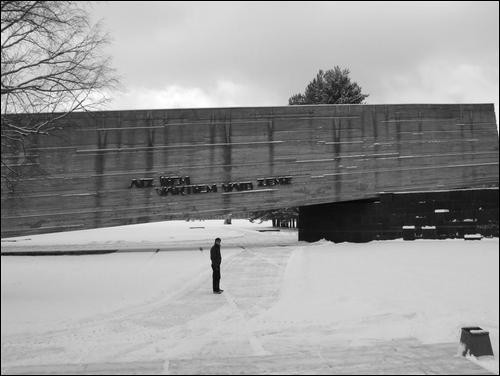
[{"xmin": 2, "ymin": 103, "xmax": 498, "ymax": 237}]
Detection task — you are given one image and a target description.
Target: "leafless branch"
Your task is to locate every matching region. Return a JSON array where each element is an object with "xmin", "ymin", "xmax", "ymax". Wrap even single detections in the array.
[{"xmin": 1, "ymin": 1, "xmax": 118, "ymax": 188}]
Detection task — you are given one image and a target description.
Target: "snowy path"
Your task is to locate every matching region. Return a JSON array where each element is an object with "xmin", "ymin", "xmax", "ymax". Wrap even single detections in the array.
[
  {"xmin": 1, "ymin": 244, "xmax": 293, "ymax": 373},
  {"xmin": 3, "ymin": 340, "xmax": 495, "ymax": 375},
  {"xmin": 3, "ymin": 245, "xmax": 496, "ymax": 374},
  {"xmin": 1, "ymin": 222, "xmax": 498, "ymax": 374}
]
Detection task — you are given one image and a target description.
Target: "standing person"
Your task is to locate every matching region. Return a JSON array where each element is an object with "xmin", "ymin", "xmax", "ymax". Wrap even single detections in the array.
[{"xmin": 210, "ymin": 238, "xmax": 223, "ymax": 294}]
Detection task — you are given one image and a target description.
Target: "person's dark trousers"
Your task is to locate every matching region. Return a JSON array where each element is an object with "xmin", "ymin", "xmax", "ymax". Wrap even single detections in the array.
[{"xmin": 211, "ymin": 263, "xmax": 221, "ymax": 292}]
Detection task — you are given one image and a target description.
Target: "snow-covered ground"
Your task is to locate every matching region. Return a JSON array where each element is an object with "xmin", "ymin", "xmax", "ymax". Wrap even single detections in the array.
[
  {"xmin": 0, "ymin": 219, "xmax": 290, "ymax": 252},
  {"xmin": 1, "ymin": 220, "xmax": 499, "ymax": 374},
  {"xmin": 260, "ymin": 239, "xmax": 499, "ymax": 373},
  {"xmin": 1, "ymin": 219, "xmax": 293, "ymax": 334}
]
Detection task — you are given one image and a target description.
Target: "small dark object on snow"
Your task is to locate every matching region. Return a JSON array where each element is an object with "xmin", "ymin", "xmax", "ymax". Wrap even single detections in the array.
[
  {"xmin": 460, "ymin": 327, "xmax": 494, "ymax": 357},
  {"xmin": 402, "ymin": 226, "xmax": 416, "ymax": 240}
]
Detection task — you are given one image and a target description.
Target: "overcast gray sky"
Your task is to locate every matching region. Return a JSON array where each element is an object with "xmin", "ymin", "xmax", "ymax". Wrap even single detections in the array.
[{"xmin": 89, "ymin": 1, "xmax": 499, "ymax": 120}]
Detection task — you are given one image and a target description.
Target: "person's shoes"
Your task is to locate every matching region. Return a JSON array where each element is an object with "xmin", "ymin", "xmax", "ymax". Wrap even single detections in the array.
[{"xmin": 213, "ymin": 290, "xmax": 224, "ymax": 294}]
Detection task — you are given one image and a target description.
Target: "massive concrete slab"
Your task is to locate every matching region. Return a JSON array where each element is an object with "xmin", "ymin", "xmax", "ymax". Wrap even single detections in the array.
[{"xmin": 1, "ymin": 104, "xmax": 498, "ymax": 237}]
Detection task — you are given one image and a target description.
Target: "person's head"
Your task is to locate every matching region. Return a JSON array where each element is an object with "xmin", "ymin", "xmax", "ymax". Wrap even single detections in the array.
[{"xmin": 215, "ymin": 237, "xmax": 221, "ymax": 245}]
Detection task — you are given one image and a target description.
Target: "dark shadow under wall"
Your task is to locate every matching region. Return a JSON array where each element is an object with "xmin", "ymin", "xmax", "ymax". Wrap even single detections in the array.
[{"xmin": 298, "ymin": 188, "xmax": 499, "ymax": 243}]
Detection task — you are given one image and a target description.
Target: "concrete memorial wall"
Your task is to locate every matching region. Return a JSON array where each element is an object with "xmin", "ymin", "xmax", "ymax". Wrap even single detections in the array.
[{"xmin": 1, "ymin": 103, "xmax": 498, "ymax": 238}]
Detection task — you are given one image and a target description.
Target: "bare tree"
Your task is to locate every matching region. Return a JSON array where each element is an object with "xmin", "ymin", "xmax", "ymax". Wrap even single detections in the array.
[{"xmin": 1, "ymin": 1, "xmax": 117, "ymax": 188}]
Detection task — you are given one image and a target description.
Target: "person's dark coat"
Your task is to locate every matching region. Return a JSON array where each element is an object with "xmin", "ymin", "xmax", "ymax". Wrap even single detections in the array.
[{"xmin": 210, "ymin": 243, "xmax": 221, "ymax": 265}]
